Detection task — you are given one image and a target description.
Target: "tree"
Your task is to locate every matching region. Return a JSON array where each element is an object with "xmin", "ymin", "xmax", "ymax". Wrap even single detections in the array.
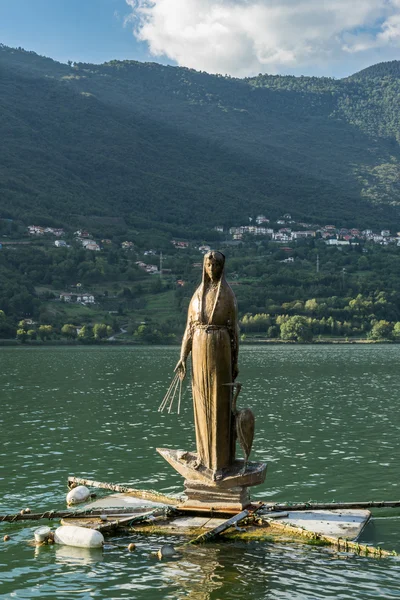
[
  {"xmin": 0, "ymin": 310, "xmax": 15, "ymax": 338},
  {"xmin": 61, "ymin": 324, "xmax": 77, "ymax": 339},
  {"xmin": 134, "ymin": 324, "xmax": 162, "ymax": 343},
  {"xmin": 304, "ymin": 298, "xmax": 318, "ymax": 314},
  {"xmin": 280, "ymin": 316, "xmax": 313, "ymax": 342},
  {"xmin": 16, "ymin": 328, "xmax": 27, "ymax": 343},
  {"xmin": 369, "ymin": 320, "xmax": 393, "ymax": 340},
  {"xmin": 78, "ymin": 325, "xmax": 93, "ymax": 341},
  {"xmin": 18, "ymin": 319, "xmax": 30, "ymax": 332},
  {"xmin": 93, "ymin": 323, "xmax": 112, "ymax": 340},
  {"xmin": 393, "ymin": 322, "xmax": 400, "ymax": 340},
  {"xmin": 38, "ymin": 325, "xmax": 53, "ymax": 340}
]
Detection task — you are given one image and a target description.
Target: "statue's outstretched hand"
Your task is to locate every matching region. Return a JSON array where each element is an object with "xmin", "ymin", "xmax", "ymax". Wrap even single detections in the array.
[{"xmin": 174, "ymin": 359, "xmax": 187, "ymax": 381}]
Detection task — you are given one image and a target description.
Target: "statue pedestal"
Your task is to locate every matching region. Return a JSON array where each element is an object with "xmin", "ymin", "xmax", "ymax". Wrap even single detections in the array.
[{"xmin": 157, "ymin": 448, "xmax": 267, "ymax": 511}]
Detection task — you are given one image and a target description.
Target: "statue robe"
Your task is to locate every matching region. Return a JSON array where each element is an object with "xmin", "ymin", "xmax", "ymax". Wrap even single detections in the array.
[{"xmin": 184, "ymin": 270, "xmax": 238, "ymax": 473}]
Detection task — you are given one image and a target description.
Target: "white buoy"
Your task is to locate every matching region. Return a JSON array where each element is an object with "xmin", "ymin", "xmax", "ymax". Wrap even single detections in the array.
[
  {"xmin": 66, "ymin": 485, "xmax": 91, "ymax": 506},
  {"xmin": 54, "ymin": 526, "xmax": 104, "ymax": 549},
  {"xmin": 34, "ymin": 526, "xmax": 51, "ymax": 543}
]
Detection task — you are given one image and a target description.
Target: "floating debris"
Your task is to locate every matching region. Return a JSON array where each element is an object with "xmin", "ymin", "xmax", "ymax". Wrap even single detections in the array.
[
  {"xmin": 157, "ymin": 544, "xmax": 178, "ymax": 559},
  {"xmin": 34, "ymin": 526, "xmax": 51, "ymax": 543},
  {"xmin": 54, "ymin": 526, "xmax": 104, "ymax": 548},
  {"xmin": 66, "ymin": 485, "xmax": 91, "ymax": 506}
]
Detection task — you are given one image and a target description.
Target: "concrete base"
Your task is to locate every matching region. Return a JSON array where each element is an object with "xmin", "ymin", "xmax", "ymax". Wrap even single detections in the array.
[
  {"xmin": 183, "ymin": 481, "xmax": 251, "ymax": 510},
  {"xmin": 157, "ymin": 448, "xmax": 267, "ymax": 510}
]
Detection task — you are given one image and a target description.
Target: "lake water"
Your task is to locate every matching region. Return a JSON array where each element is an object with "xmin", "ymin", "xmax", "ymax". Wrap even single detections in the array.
[{"xmin": 1, "ymin": 345, "xmax": 400, "ymax": 599}]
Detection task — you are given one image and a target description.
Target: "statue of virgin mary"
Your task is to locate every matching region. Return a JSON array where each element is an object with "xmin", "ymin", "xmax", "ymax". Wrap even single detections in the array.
[{"xmin": 175, "ymin": 251, "xmax": 239, "ymax": 478}]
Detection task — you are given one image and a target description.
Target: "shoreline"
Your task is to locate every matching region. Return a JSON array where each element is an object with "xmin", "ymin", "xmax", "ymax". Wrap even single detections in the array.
[{"xmin": 0, "ymin": 338, "xmax": 398, "ymax": 347}]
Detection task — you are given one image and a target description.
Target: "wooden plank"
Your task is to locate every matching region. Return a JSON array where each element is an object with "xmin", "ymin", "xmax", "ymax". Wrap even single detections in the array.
[
  {"xmin": 68, "ymin": 476, "xmax": 181, "ymax": 506},
  {"xmin": 189, "ymin": 509, "xmax": 250, "ymax": 544}
]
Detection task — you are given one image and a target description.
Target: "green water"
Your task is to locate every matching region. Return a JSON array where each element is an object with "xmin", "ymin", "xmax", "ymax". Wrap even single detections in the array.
[{"xmin": 1, "ymin": 345, "xmax": 400, "ymax": 599}]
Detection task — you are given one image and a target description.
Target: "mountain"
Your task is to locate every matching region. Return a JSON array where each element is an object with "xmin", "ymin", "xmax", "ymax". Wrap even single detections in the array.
[
  {"xmin": 1, "ymin": 44, "xmax": 400, "ymax": 233},
  {"xmin": 349, "ymin": 60, "xmax": 400, "ymax": 80}
]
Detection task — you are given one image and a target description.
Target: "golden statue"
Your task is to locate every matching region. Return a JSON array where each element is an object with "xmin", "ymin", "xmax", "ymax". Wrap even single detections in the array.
[
  {"xmin": 157, "ymin": 251, "xmax": 266, "ymax": 510},
  {"xmin": 174, "ymin": 251, "xmax": 239, "ymax": 478}
]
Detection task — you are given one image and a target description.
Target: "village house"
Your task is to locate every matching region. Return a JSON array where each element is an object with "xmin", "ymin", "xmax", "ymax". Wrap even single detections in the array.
[
  {"xmin": 171, "ymin": 240, "xmax": 189, "ymax": 248},
  {"xmin": 59, "ymin": 292, "xmax": 95, "ymax": 304},
  {"xmin": 45, "ymin": 227, "xmax": 64, "ymax": 236},
  {"xmin": 135, "ymin": 261, "xmax": 158, "ymax": 274},
  {"xmin": 325, "ymin": 239, "xmax": 350, "ymax": 246},
  {"xmin": 54, "ymin": 240, "xmax": 67, "ymax": 247},
  {"xmin": 372, "ymin": 234, "xmax": 384, "ymax": 243},
  {"xmin": 229, "ymin": 225, "xmax": 272, "ymax": 237},
  {"xmin": 292, "ymin": 231, "xmax": 316, "ymax": 239},
  {"xmin": 122, "ymin": 241, "xmax": 134, "ymax": 249},
  {"xmin": 199, "ymin": 245, "xmax": 211, "ymax": 253},
  {"xmin": 74, "ymin": 230, "xmax": 90, "ymax": 238},
  {"xmin": 214, "ymin": 226, "xmax": 224, "ymax": 232},
  {"xmin": 84, "ymin": 242, "xmax": 100, "ymax": 251},
  {"xmin": 145, "ymin": 265, "xmax": 159, "ymax": 274},
  {"xmin": 273, "ymin": 233, "xmax": 291, "ymax": 242},
  {"xmin": 256, "ymin": 215, "xmax": 270, "ymax": 224},
  {"xmin": 59, "ymin": 293, "xmax": 73, "ymax": 302},
  {"xmin": 28, "ymin": 225, "xmax": 45, "ymax": 235},
  {"xmin": 77, "ymin": 294, "xmax": 95, "ymax": 304}
]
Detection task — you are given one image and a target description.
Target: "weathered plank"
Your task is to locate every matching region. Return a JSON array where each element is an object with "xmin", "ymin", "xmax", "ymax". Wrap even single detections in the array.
[{"xmin": 68, "ymin": 476, "xmax": 181, "ymax": 506}]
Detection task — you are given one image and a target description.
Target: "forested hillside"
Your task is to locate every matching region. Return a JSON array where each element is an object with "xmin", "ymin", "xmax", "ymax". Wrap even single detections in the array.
[
  {"xmin": 2, "ymin": 44, "xmax": 400, "ymax": 343},
  {"xmin": 2, "ymin": 44, "xmax": 400, "ymax": 231}
]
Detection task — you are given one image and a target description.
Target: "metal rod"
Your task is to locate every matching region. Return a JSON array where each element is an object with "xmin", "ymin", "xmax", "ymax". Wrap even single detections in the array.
[{"xmin": 264, "ymin": 500, "xmax": 400, "ymax": 512}]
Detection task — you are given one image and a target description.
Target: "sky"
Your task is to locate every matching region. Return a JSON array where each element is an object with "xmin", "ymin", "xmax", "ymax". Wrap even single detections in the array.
[{"xmin": 1, "ymin": 0, "xmax": 400, "ymax": 78}]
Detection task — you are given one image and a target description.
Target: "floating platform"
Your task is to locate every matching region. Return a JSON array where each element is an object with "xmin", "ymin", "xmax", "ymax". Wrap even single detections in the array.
[{"xmin": 61, "ymin": 492, "xmax": 372, "ymax": 549}]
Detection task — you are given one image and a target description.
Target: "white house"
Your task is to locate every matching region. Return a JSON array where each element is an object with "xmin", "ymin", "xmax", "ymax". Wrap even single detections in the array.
[
  {"xmin": 55, "ymin": 240, "xmax": 67, "ymax": 247},
  {"xmin": 60, "ymin": 293, "xmax": 73, "ymax": 302},
  {"xmin": 325, "ymin": 239, "xmax": 350, "ymax": 246},
  {"xmin": 292, "ymin": 231, "xmax": 315, "ymax": 239},
  {"xmin": 77, "ymin": 294, "xmax": 95, "ymax": 304},
  {"xmin": 84, "ymin": 242, "xmax": 100, "ymax": 251}
]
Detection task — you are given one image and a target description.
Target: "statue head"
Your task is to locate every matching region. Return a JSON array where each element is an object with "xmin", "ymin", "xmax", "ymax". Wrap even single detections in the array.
[{"xmin": 204, "ymin": 251, "xmax": 225, "ymax": 283}]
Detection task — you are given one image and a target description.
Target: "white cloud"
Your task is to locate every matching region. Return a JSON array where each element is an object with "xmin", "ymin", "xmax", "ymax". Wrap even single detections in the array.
[{"xmin": 125, "ymin": 0, "xmax": 400, "ymax": 76}]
